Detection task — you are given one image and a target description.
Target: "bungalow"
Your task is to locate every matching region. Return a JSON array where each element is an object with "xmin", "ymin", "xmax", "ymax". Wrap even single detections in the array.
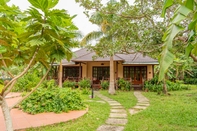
[{"xmin": 52, "ymin": 48, "xmax": 158, "ymax": 89}]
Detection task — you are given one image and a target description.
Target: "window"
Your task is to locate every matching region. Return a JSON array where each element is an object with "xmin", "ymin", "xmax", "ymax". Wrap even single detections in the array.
[
  {"xmin": 92, "ymin": 67, "xmax": 110, "ymax": 80},
  {"xmin": 123, "ymin": 66, "xmax": 147, "ymax": 82},
  {"xmin": 63, "ymin": 67, "xmax": 81, "ymax": 78}
]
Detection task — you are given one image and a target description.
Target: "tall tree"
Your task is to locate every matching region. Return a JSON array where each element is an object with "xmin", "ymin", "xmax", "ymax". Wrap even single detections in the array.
[
  {"xmin": 0, "ymin": 0, "xmax": 79, "ymax": 130},
  {"xmin": 79, "ymin": 0, "xmax": 126, "ymax": 95},
  {"xmin": 76, "ymin": 0, "xmax": 166, "ymax": 94}
]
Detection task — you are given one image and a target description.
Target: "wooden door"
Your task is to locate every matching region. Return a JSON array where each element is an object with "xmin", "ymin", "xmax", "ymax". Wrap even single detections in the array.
[{"xmin": 123, "ymin": 66, "xmax": 147, "ymax": 85}]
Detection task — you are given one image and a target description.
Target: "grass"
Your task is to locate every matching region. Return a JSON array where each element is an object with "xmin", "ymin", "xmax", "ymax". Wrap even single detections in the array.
[
  {"xmin": 27, "ymin": 86, "xmax": 197, "ymax": 131},
  {"xmin": 100, "ymin": 90, "xmax": 137, "ymax": 109},
  {"xmin": 27, "ymin": 93, "xmax": 110, "ymax": 131},
  {"xmin": 124, "ymin": 86, "xmax": 197, "ymax": 131}
]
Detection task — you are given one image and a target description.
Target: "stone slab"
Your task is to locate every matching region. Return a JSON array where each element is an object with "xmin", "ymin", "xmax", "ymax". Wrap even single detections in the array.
[
  {"xmin": 108, "ymin": 101, "xmax": 119, "ymax": 104},
  {"xmin": 136, "ymin": 103, "xmax": 150, "ymax": 106},
  {"xmin": 97, "ymin": 125, "xmax": 124, "ymax": 131},
  {"xmin": 106, "ymin": 118, "xmax": 128, "ymax": 125},
  {"xmin": 110, "ymin": 113, "xmax": 127, "ymax": 118},
  {"xmin": 111, "ymin": 109, "xmax": 126, "ymax": 113},
  {"xmin": 109, "ymin": 103, "xmax": 121, "ymax": 106},
  {"xmin": 133, "ymin": 105, "xmax": 147, "ymax": 110},
  {"xmin": 111, "ymin": 106, "xmax": 124, "ymax": 109},
  {"xmin": 129, "ymin": 109, "xmax": 140, "ymax": 115}
]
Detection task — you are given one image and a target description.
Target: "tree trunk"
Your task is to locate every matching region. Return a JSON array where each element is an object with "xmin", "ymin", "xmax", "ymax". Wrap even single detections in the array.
[
  {"xmin": 108, "ymin": 56, "xmax": 115, "ymax": 95},
  {"xmin": 1, "ymin": 97, "xmax": 13, "ymax": 131},
  {"xmin": 59, "ymin": 61, "xmax": 62, "ymax": 87},
  {"xmin": 163, "ymin": 79, "xmax": 167, "ymax": 94},
  {"xmin": 175, "ymin": 68, "xmax": 179, "ymax": 80},
  {"xmin": 3, "ymin": 47, "xmax": 39, "ymax": 92}
]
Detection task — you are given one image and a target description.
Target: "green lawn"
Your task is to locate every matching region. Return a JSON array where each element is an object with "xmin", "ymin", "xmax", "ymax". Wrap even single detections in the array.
[
  {"xmin": 125, "ymin": 86, "xmax": 197, "ymax": 131},
  {"xmin": 100, "ymin": 90, "xmax": 137, "ymax": 109},
  {"xmin": 27, "ymin": 87, "xmax": 197, "ymax": 131}
]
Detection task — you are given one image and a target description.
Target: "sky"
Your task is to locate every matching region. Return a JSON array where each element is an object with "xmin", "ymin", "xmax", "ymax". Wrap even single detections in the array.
[{"xmin": 8, "ymin": 0, "xmax": 99, "ymax": 36}]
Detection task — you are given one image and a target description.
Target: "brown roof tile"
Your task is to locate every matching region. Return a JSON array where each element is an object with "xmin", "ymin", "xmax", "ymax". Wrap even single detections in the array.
[{"xmin": 61, "ymin": 48, "xmax": 158, "ymax": 65}]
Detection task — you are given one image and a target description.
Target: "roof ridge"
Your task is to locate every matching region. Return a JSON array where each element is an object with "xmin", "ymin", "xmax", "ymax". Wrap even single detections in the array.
[
  {"xmin": 72, "ymin": 51, "xmax": 93, "ymax": 61},
  {"xmin": 73, "ymin": 48, "xmax": 85, "ymax": 53}
]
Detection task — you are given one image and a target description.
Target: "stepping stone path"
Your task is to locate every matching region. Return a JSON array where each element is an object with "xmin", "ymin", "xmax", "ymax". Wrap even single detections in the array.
[
  {"xmin": 96, "ymin": 91, "xmax": 150, "ymax": 131},
  {"xmin": 129, "ymin": 91, "xmax": 150, "ymax": 115},
  {"xmin": 96, "ymin": 92, "xmax": 127, "ymax": 131}
]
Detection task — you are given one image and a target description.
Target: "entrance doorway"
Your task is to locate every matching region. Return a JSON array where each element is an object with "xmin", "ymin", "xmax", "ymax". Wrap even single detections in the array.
[
  {"xmin": 123, "ymin": 66, "xmax": 147, "ymax": 85},
  {"xmin": 92, "ymin": 67, "xmax": 110, "ymax": 80}
]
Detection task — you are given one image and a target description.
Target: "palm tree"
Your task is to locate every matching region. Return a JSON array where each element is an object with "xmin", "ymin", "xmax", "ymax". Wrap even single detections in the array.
[{"xmin": 80, "ymin": 4, "xmax": 116, "ymax": 94}]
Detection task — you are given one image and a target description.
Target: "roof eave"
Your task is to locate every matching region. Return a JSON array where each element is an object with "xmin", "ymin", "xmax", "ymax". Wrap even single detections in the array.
[{"xmin": 122, "ymin": 62, "xmax": 159, "ymax": 65}]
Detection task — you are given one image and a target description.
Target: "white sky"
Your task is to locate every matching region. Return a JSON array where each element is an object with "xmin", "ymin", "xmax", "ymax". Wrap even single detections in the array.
[{"xmin": 8, "ymin": 0, "xmax": 134, "ymax": 36}]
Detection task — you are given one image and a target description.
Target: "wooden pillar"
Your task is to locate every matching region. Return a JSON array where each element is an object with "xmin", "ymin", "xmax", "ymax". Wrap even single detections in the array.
[
  {"xmin": 116, "ymin": 62, "xmax": 118, "ymax": 79},
  {"xmin": 79, "ymin": 62, "xmax": 82, "ymax": 78},
  {"xmin": 58, "ymin": 61, "xmax": 62, "ymax": 88}
]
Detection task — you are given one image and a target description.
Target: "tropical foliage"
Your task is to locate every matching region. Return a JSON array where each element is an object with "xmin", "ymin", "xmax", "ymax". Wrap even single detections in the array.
[
  {"xmin": 78, "ymin": 78, "xmax": 91, "ymax": 89},
  {"xmin": 20, "ymin": 86, "xmax": 85, "ymax": 114},
  {"xmin": 0, "ymin": 0, "xmax": 79, "ymax": 130},
  {"xmin": 13, "ymin": 70, "xmax": 41, "ymax": 92},
  {"xmin": 117, "ymin": 78, "xmax": 131, "ymax": 91},
  {"xmin": 100, "ymin": 80, "xmax": 109, "ymax": 90},
  {"xmin": 75, "ymin": 0, "xmax": 166, "ymax": 94},
  {"xmin": 144, "ymin": 76, "xmax": 189, "ymax": 93},
  {"xmin": 63, "ymin": 80, "xmax": 76, "ymax": 88},
  {"xmin": 159, "ymin": 0, "xmax": 197, "ymax": 81}
]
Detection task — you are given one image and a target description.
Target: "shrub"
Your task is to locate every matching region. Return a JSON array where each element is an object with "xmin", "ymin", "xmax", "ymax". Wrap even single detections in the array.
[
  {"xmin": 13, "ymin": 71, "xmax": 41, "ymax": 92},
  {"xmin": 144, "ymin": 77, "xmax": 189, "ymax": 93},
  {"xmin": 19, "ymin": 87, "xmax": 85, "ymax": 114},
  {"xmin": 63, "ymin": 80, "xmax": 76, "ymax": 88},
  {"xmin": 100, "ymin": 80, "xmax": 109, "ymax": 90},
  {"xmin": 144, "ymin": 81, "xmax": 163, "ymax": 93},
  {"xmin": 184, "ymin": 78, "xmax": 197, "ymax": 85},
  {"xmin": 78, "ymin": 78, "xmax": 91, "ymax": 89},
  {"xmin": 117, "ymin": 78, "xmax": 131, "ymax": 91},
  {"xmin": 41, "ymin": 79, "xmax": 57, "ymax": 89},
  {"xmin": 81, "ymin": 87, "xmax": 90, "ymax": 94}
]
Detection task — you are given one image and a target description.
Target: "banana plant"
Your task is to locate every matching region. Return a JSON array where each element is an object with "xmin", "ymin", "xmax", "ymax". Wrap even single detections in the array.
[{"xmin": 159, "ymin": 0, "xmax": 196, "ymax": 81}]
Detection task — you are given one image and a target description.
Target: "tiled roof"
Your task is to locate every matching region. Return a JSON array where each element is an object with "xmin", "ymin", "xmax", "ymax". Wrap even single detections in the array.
[
  {"xmin": 116, "ymin": 53, "xmax": 158, "ymax": 64},
  {"xmin": 61, "ymin": 48, "xmax": 158, "ymax": 65},
  {"xmin": 72, "ymin": 52, "xmax": 124, "ymax": 62}
]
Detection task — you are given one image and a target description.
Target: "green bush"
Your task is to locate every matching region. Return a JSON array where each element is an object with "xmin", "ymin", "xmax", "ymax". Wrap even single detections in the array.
[
  {"xmin": 100, "ymin": 80, "xmax": 109, "ymax": 90},
  {"xmin": 184, "ymin": 78, "xmax": 197, "ymax": 85},
  {"xmin": 41, "ymin": 79, "xmax": 57, "ymax": 89},
  {"xmin": 78, "ymin": 78, "xmax": 91, "ymax": 88},
  {"xmin": 13, "ymin": 71, "xmax": 41, "ymax": 92},
  {"xmin": 20, "ymin": 87, "xmax": 85, "ymax": 114},
  {"xmin": 117, "ymin": 78, "xmax": 131, "ymax": 91},
  {"xmin": 63, "ymin": 80, "xmax": 76, "ymax": 88},
  {"xmin": 144, "ymin": 81, "xmax": 163, "ymax": 93},
  {"xmin": 144, "ymin": 77, "xmax": 189, "ymax": 93},
  {"xmin": 81, "ymin": 87, "xmax": 90, "ymax": 94}
]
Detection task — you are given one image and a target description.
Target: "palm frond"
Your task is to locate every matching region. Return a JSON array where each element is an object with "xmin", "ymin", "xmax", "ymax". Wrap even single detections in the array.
[{"xmin": 80, "ymin": 31, "xmax": 103, "ymax": 46}]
